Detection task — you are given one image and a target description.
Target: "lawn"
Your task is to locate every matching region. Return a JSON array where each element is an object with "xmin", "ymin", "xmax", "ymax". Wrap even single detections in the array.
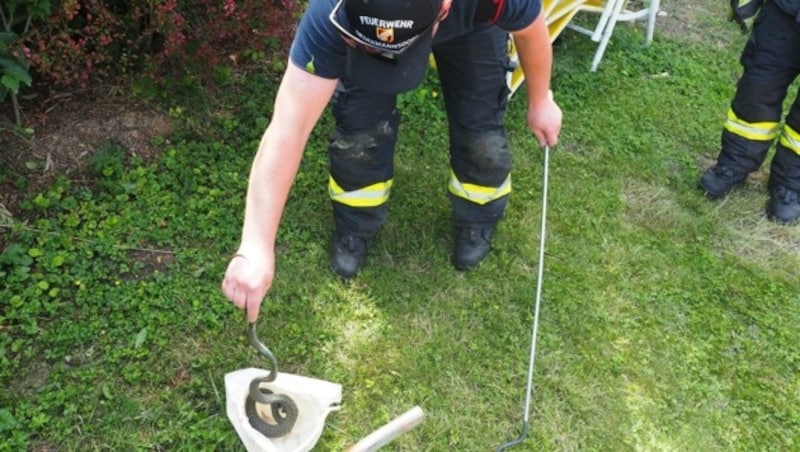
[{"xmin": 2, "ymin": 0, "xmax": 799, "ymax": 450}]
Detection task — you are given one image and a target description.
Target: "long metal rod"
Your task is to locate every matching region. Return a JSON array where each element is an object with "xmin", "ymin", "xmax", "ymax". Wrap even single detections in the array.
[{"xmin": 497, "ymin": 144, "xmax": 549, "ymax": 451}]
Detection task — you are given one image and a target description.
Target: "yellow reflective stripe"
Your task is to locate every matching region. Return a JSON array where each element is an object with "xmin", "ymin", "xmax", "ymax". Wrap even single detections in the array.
[
  {"xmin": 723, "ymin": 108, "xmax": 780, "ymax": 141},
  {"xmin": 448, "ymin": 170, "xmax": 511, "ymax": 205},
  {"xmin": 329, "ymin": 177, "xmax": 393, "ymax": 207},
  {"xmin": 779, "ymin": 124, "xmax": 800, "ymax": 155}
]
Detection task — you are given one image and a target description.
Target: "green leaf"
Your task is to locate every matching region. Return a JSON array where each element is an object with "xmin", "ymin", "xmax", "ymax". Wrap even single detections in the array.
[
  {"xmin": 134, "ymin": 328, "xmax": 148, "ymax": 348},
  {"xmin": 52, "ymin": 254, "xmax": 66, "ymax": 267},
  {"xmin": 10, "ymin": 296, "xmax": 23, "ymax": 308},
  {"xmin": 0, "ymin": 408, "xmax": 20, "ymax": 432},
  {"xmin": 1, "ymin": 74, "xmax": 20, "ymax": 94},
  {"xmin": 0, "ymin": 59, "xmax": 32, "ymax": 85},
  {"xmin": 29, "ymin": 0, "xmax": 53, "ymax": 19},
  {"xmin": 101, "ymin": 383, "xmax": 114, "ymax": 400}
]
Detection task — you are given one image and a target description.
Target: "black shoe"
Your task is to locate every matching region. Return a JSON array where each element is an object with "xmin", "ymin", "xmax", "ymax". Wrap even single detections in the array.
[
  {"xmin": 698, "ymin": 164, "xmax": 749, "ymax": 199},
  {"xmin": 330, "ymin": 233, "xmax": 368, "ymax": 279},
  {"xmin": 766, "ymin": 184, "xmax": 800, "ymax": 224},
  {"xmin": 452, "ymin": 226, "xmax": 495, "ymax": 271}
]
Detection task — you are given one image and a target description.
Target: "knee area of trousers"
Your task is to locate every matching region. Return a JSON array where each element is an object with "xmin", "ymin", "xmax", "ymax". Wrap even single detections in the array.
[
  {"xmin": 329, "ymin": 120, "xmax": 396, "ymax": 160},
  {"xmin": 451, "ymin": 129, "xmax": 512, "ymax": 172}
]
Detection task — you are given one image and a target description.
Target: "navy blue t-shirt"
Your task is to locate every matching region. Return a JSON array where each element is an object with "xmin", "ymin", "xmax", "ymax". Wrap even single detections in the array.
[{"xmin": 289, "ymin": 0, "xmax": 542, "ymax": 80}]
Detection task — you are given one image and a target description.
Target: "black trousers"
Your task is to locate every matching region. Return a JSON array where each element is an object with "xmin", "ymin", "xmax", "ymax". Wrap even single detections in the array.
[
  {"xmin": 719, "ymin": 0, "xmax": 800, "ymax": 190},
  {"xmin": 328, "ymin": 25, "xmax": 513, "ymax": 237}
]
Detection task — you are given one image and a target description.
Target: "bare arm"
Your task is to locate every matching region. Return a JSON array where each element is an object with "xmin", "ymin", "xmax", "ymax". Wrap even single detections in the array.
[
  {"xmin": 512, "ymin": 11, "xmax": 562, "ymax": 146},
  {"xmin": 222, "ymin": 63, "xmax": 338, "ymax": 322}
]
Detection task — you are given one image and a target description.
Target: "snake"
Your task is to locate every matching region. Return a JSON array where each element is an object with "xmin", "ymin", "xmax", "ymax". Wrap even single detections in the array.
[{"xmin": 245, "ymin": 321, "xmax": 299, "ymax": 438}]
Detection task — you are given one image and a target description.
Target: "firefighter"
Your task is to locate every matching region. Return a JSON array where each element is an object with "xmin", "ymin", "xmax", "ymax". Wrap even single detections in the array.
[
  {"xmin": 699, "ymin": 0, "xmax": 800, "ymax": 223},
  {"xmin": 222, "ymin": 0, "xmax": 561, "ymax": 321}
]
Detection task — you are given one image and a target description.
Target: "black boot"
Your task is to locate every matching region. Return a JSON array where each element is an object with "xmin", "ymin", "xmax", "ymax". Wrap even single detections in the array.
[
  {"xmin": 698, "ymin": 164, "xmax": 749, "ymax": 199},
  {"xmin": 330, "ymin": 232, "xmax": 368, "ymax": 279},
  {"xmin": 452, "ymin": 225, "xmax": 495, "ymax": 271},
  {"xmin": 766, "ymin": 183, "xmax": 800, "ymax": 224}
]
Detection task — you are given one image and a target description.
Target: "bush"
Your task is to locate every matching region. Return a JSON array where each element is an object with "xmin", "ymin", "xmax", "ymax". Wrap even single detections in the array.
[
  {"xmin": 1, "ymin": 0, "xmax": 50, "ymax": 125},
  {"xmin": 1, "ymin": 0, "xmax": 301, "ymax": 125}
]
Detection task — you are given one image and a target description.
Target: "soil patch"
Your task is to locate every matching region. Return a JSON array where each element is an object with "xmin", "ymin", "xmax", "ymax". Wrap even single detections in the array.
[{"xmin": 0, "ymin": 90, "xmax": 172, "ymax": 221}]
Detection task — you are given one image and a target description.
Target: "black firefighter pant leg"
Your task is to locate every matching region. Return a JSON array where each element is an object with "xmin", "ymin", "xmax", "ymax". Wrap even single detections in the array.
[
  {"xmin": 765, "ymin": 5, "xmax": 800, "ymax": 191},
  {"xmin": 432, "ymin": 25, "xmax": 513, "ymax": 228},
  {"xmin": 771, "ymin": 92, "xmax": 800, "ymax": 191},
  {"xmin": 327, "ymin": 82, "xmax": 399, "ymax": 237},
  {"xmin": 719, "ymin": 1, "xmax": 800, "ymax": 176}
]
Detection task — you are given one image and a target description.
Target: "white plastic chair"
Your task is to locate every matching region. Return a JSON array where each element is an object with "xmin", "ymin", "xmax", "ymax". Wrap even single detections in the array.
[
  {"xmin": 506, "ymin": 0, "xmax": 660, "ymax": 95},
  {"xmin": 567, "ymin": 0, "xmax": 660, "ymax": 71},
  {"xmin": 565, "ymin": 0, "xmax": 617, "ymax": 43}
]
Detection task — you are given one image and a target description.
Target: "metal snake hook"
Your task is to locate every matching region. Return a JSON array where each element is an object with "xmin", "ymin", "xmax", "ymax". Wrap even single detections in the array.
[
  {"xmin": 246, "ymin": 321, "xmax": 299, "ymax": 438},
  {"xmin": 496, "ymin": 144, "xmax": 550, "ymax": 451}
]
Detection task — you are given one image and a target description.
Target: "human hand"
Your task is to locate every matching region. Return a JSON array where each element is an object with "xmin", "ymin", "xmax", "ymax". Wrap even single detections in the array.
[
  {"xmin": 527, "ymin": 90, "xmax": 562, "ymax": 148},
  {"xmin": 221, "ymin": 249, "xmax": 274, "ymax": 322}
]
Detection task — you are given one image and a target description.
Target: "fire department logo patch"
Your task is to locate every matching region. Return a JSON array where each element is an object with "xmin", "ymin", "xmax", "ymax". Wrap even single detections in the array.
[{"xmin": 375, "ymin": 27, "xmax": 394, "ymax": 44}]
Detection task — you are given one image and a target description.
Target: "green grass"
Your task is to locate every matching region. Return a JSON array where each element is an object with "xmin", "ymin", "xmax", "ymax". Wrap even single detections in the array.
[{"xmin": 3, "ymin": 1, "xmax": 800, "ymax": 450}]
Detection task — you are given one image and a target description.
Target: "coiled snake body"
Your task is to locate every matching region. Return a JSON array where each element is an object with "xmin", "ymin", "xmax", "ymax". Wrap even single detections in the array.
[{"xmin": 246, "ymin": 322, "xmax": 299, "ymax": 438}]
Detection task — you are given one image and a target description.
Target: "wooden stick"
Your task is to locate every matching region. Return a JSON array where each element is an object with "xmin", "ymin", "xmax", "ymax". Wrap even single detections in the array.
[{"xmin": 346, "ymin": 406, "xmax": 425, "ymax": 452}]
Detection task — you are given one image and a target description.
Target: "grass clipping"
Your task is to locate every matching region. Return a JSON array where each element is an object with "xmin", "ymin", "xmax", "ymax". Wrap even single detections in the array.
[{"xmin": 0, "ymin": 202, "xmax": 13, "ymax": 228}]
